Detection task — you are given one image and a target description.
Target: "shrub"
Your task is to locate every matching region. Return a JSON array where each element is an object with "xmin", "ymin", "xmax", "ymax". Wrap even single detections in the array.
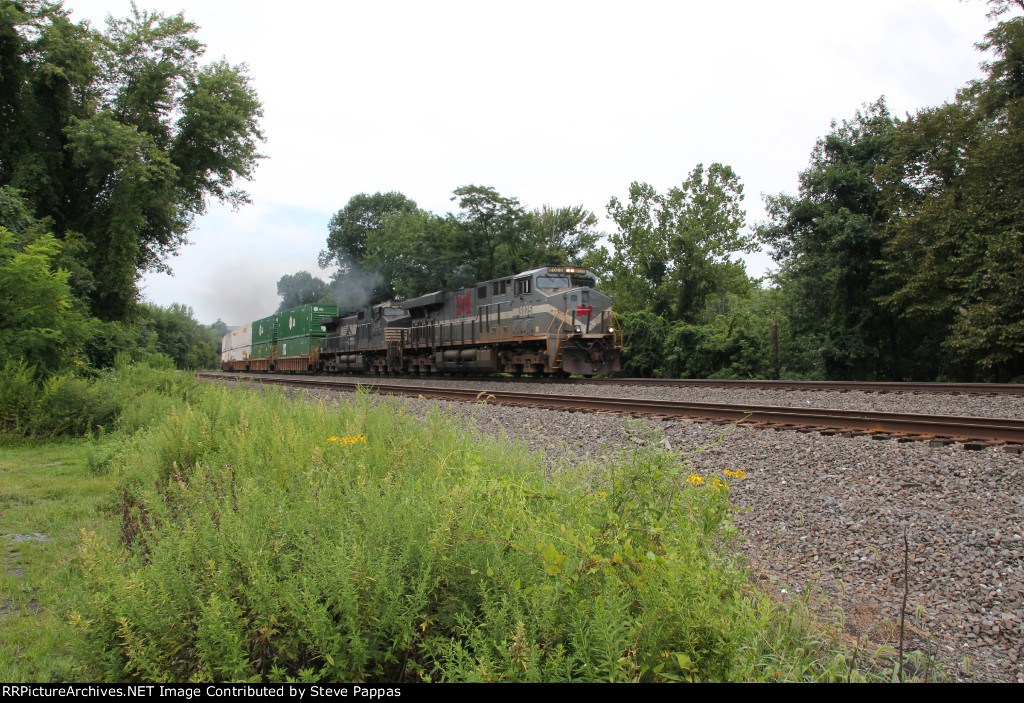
[
  {"xmin": 29, "ymin": 374, "xmax": 120, "ymax": 438},
  {"xmin": 617, "ymin": 311, "xmax": 671, "ymax": 377},
  {"xmin": 0, "ymin": 360, "xmax": 203, "ymax": 441},
  {"xmin": 0, "ymin": 358, "xmax": 39, "ymax": 436}
]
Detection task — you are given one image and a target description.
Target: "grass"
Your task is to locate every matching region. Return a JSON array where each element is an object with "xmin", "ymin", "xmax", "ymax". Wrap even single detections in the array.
[{"xmin": 0, "ymin": 439, "xmax": 119, "ymax": 681}]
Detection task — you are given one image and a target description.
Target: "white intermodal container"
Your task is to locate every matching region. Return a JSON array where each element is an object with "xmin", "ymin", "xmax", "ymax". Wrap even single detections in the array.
[{"xmin": 220, "ymin": 325, "xmax": 251, "ymax": 364}]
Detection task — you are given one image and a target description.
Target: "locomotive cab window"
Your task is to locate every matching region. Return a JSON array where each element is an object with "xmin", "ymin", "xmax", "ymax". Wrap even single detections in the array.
[
  {"xmin": 536, "ymin": 275, "xmax": 571, "ymax": 291},
  {"xmin": 514, "ymin": 277, "xmax": 531, "ymax": 295}
]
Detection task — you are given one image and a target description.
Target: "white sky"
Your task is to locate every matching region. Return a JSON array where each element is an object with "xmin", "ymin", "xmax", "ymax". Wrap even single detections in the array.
[{"xmin": 62, "ymin": 0, "xmax": 997, "ymax": 325}]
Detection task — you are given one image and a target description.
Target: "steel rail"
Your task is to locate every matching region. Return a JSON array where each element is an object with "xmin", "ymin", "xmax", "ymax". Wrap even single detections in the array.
[
  {"xmin": 578, "ymin": 378, "xmax": 1024, "ymax": 395},
  {"xmin": 198, "ymin": 372, "xmax": 1024, "ymax": 444}
]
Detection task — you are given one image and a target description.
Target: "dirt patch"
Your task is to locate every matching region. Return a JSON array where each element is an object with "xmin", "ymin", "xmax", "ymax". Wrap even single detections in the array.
[
  {"xmin": 0, "ymin": 598, "xmax": 42, "ymax": 620},
  {"xmin": 6, "ymin": 533, "xmax": 51, "ymax": 543}
]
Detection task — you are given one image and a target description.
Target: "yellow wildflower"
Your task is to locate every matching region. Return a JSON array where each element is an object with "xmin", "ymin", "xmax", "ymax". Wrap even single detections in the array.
[
  {"xmin": 327, "ymin": 434, "xmax": 367, "ymax": 446},
  {"xmin": 686, "ymin": 474, "xmax": 704, "ymax": 486}
]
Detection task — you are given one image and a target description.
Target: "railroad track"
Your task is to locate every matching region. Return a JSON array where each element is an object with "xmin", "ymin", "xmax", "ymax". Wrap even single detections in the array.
[
  {"xmin": 581, "ymin": 378, "xmax": 1024, "ymax": 395},
  {"xmin": 213, "ymin": 372, "xmax": 1024, "ymax": 395},
  {"xmin": 198, "ymin": 372, "xmax": 1024, "ymax": 449},
  {"xmin": 465, "ymin": 376, "xmax": 1024, "ymax": 395}
]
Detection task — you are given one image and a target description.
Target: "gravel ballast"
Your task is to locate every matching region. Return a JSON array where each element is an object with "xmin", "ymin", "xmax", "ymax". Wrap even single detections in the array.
[
  {"xmin": 213, "ymin": 375, "xmax": 1024, "ymax": 682},
  {"xmin": 332, "ymin": 374, "xmax": 1024, "ymax": 419}
]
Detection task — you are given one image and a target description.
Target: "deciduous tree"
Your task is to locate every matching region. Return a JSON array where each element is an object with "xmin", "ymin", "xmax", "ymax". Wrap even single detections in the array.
[
  {"xmin": 0, "ymin": 1, "xmax": 264, "ymax": 321},
  {"xmin": 276, "ymin": 271, "xmax": 331, "ymax": 312},
  {"xmin": 877, "ymin": 5, "xmax": 1024, "ymax": 380},
  {"xmin": 319, "ymin": 191, "xmax": 419, "ymax": 270},
  {"xmin": 605, "ymin": 163, "xmax": 754, "ymax": 323},
  {"xmin": 756, "ymin": 101, "xmax": 908, "ymax": 380}
]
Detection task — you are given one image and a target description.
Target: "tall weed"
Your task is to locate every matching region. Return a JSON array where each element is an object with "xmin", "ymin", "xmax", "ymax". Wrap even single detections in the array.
[
  {"xmin": 0, "ymin": 358, "xmax": 38, "ymax": 436},
  {"xmin": 70, "ymin": 385, "xmax": 865, "ymax": 683},
  {"xmin": 31, "ymin": 375, "xmax": 120, "ymax": 438},
  {"xmin": 0, "ymin": 360, "xmax": 206, "ymax": 441}
]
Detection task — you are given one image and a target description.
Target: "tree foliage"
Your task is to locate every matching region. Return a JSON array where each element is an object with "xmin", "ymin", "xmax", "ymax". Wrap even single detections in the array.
[
  {"xmin": 0, "ymin": 1, "xmax": 264, "ymax": 321},
  {"xmin": 449, "ymin": 185, "xmax": 527, "ymax": 282},
  {"xmin": 324, "ymin": 187, "xmax": 602, "ymax": 305},
  {"xmin": 364, "ymin": 209, "xmax": 468, "ymax": 299},
  {"xmin": 756, "ymin": 100, "xmax": 910, "ymax": 380},
  {"xmin": 873, "ymin": 7, "xmax": 1024, "ymax": 380},
  {"xmin": 138, "ymin": 302, "xmax": 221, "ymax": 370},
  {"xmin": 0, "ymin": 223, "xmax": 85, "ymax": 375},
  {"xmin": 276, "ymin": 271, "xmax": 330, "ymax": 312},
  {"xmin": 604, "ymin": 164, "xmax": 755, "ymax": 324},
  {"xmin": 319, "ymin": 191, "xmax": 419, "ymax": 270}
]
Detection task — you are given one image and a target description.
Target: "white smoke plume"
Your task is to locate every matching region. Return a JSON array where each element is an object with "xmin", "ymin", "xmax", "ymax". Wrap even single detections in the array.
[{"xmin": 330, "ymin": 255, "xmax": 387, "ymax": 314}]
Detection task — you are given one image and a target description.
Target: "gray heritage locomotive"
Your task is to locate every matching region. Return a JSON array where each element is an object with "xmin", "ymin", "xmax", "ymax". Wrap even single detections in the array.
[{"xmin": 320, "ymin": 266, "xmax": 621, "ymax": 376}]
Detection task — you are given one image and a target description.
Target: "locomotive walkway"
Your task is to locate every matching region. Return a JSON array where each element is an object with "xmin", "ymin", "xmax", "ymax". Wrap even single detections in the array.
[{"xmin": 198, "ymin": 372, "xmax": 1024, "ymax": 448}]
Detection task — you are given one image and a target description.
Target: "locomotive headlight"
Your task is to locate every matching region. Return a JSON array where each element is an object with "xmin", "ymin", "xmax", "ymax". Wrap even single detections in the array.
[
  {"xmin": 573, "ymin": 325, "xmax": 582, "ymax": 333},
  {"xmin": 607, "ymin": 327, "xmax": 615, "ymax": 334}
]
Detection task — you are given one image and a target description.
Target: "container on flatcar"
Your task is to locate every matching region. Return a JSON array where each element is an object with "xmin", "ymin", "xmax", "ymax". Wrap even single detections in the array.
[
  {"xmin": 219, "ymin": 325, "xmax": 251, "ymax": 371},
  {"xmin": 274, "ymin": 304, "xmax": 338, "ymax": 339},
  {"xmin": 274, "ymin": 304, "xmax": 338, "ymax": 371},
  {"xmin": 278, "ymin": 335, "xmax": 322, "ymax": 358},
  {"xmin": 250, "ymin": 314, "xmax": 278, "ymax": 370}
]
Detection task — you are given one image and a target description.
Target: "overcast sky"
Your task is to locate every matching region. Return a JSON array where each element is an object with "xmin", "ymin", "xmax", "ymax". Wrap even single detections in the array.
[{"xmin": 63, "ymin": 0, "xmax": 997, "ymax": 325}]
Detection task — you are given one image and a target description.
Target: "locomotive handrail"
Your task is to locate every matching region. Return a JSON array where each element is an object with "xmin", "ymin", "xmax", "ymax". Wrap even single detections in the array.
[{"xmin": 545, "ymin": 308, "xmax": 573, "ymax": 362}]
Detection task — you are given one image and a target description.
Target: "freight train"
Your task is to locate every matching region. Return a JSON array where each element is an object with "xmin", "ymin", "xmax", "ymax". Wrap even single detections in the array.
[{"xmin": 220, "ymin": 266, "xmax": 622, "ymax": 377}]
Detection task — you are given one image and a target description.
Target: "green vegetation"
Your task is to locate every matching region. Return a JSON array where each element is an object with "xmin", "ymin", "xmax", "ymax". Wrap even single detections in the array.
[
  {"xmin": 0, "ymin": 441, "xmax": 119, "ymax": 681},
  {"xmin": 1, "ymin": 363, "xmax": 925, "ymax": 683},
  {"xmin": 0, "ymin": 362, "xmax": 204, "ymax": 680},
  {"xmin": 0, "ymin": 0, "xmax": 263, "ymax": 322},
  {"xmin": 313, "ymin": 187, "xmax": 601, "ymax": 308},
  {"xmin": 0, "ymin": 1, "xmax": 261, "ymax": 377},
  {"xmin": 756, "ymin": 1, "xmax": 1024, "ymax": 382}
]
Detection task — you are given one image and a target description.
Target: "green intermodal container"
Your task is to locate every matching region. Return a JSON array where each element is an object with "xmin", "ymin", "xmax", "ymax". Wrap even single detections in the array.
[
  {"xmin": 252, "ymin": 341, "xmax": 275, "ymax": 360},
  {"xmin": 252, "ymin": 315, "xmax": 278, "ymax": 345},
  {"xmin": 277, "ymin": 334, "xmax": 325, "ymax": 359},
  {"xmin": 275, "ymin": 304, "xmax": 338, "ymax": 339}
]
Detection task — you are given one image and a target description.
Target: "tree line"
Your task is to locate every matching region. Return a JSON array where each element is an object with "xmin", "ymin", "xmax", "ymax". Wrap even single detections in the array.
[
  {"xmin": 2, "ymin": 1, "xmax": 1022, "ymax": 382},
  {"xmin": 285, "ymin": 1, "xmax": 1024, "ymax": 382}
]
